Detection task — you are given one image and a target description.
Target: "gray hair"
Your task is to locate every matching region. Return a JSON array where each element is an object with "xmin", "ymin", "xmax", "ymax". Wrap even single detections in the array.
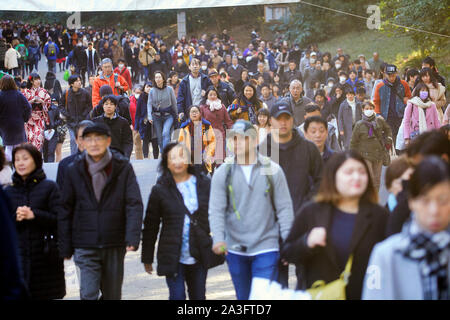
[
  {"xmin": 289, "ymin": 79, "xmax": 303, "ymax": 88},
  {"xmin": 101, "ymin": 58, "xmax": 113, "ymax": 66}
]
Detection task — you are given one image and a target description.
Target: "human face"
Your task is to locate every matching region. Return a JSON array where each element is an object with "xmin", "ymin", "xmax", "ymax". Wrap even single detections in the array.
[
  {"xmin": 315, "ymin": 95, "xmax": 324, "ymax": 105},
  {"xmin": 387, "ymin": 73, "xmax": 397, "ymax": 83},
  {"xmin": 271, "ymin": 113, "xmax": 293, "ymax": 138},
  {"xmin": 210, "ymin": 74, "xmax": 219, "ymax": 86},
  {"xmin": 335, "ymin": 87, "xmax": 343, "ymax": 97},
  {"xmin": 243, "ymin": 86, "xmax": 254, "ymax": 100},
  {"xmin": 409, "ymin": 182, "xmax": 450, "ymax": 233},
  {"xmin": 84, "ymin": 133, "xmax": 111, "ymax": 159},
  {"xmin": 154, "ymin": 73, "xmax": 164, "ymax": 87},
  {"xmin": 103, "ymin": 100, "xmax": 116, "ymax": 117},
  {"xmin": 101, "ymin": 62, "xmax": 113, "ymax": 76},
  {"xmin": 241, "ymin": 71, "xmax": 248, "ymax": 80},
  {"xmin": 346, "ymin": 92, "xmax": 355, "ymax": 102},
  {"xmin": 289, "ymin": 62, "xmax": 296, "ymax": 71},
  {"xmin": 261, "ymin": 86, "xmax": 270, "ymax": 98},
  {"xmin": 167, "ymin": 145, "xmax": 190, "ymax": 176},
  {"xmin": 144, "ymin": 84, "xmax": 151, "ymax": 93},
  {"xmin": 421, "ymin": 73, "xmax": 430, "ymax": 84},
  {"xmin": 207, "ymin": 90, "xmax": 218, "ymax": 101},
  {"xmin": 190, "ymin": 61, "xmax": 200, "ymax": 74},
  {"xmin": 258, "ymin": 114, "xmax": 268, "ymax": 127},
  {"xmin": 335, "ymin": 158, "xmax": 369, "ymax": 199},
  {"xmin": 14, "ymin": 150, "xmax": 36, "ymax": 180},
  {"xmin": 305, "ymin": 121, "xmax": 328, "ymax": 150},
  {"xmin": 72, "ymin": 78, "xmax": 82, "ymax": 89},
  {"xmin": 349, "ymin": 72, "xmax": 356, "ymax": 81},
  {"xmin": 32, "ymin": 78, "xmax": 41, "ymax": 88},
  {"xmin": 389, "ymin": 167, "xmax": 413, "ymax": 196},
  {"xmin": 290, "ymin": 83, "xmax": 302, "ymax": 100},
  {"xmin": 189, "ymin": 107, "xmax": 201, "ymax": 122}
]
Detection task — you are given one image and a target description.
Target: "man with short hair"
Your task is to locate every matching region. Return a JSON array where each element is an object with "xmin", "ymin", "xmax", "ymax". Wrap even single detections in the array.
[
  {"xmin": 44, "ymin": 37, "xmax": 59, "ymax": 73},
  {"xmin": 85, "ymin": 42, "xmax": 99, "ymax": 78},
  {"xmin": 58, "ymin": 122, "xmax": 143, "ymax": 300},
  {"xmin": 338, "ymin": 87, "xmax": 362, "ymax": 150},
  {"xmin": 209, "ymin": 120, "xmax": 294, "ymax": 300},
  {"xmin": 177, "ymin": 58, "xmax": 212, "ymax": 123},
  {"xmin": 60, "ymin": 75, "xmax": 92, "ymax": 155},
  {"xmin": 283, "ymin": 61, "xmax": 303, "ymax": 89},
  {"xmin": 111, "ymin": 39, "xmax": 124, "ymax": 67},
  {"xmin": 259, "ymin": 101, "xmax": 323, "ymax": 288},
  {"xmin": 303, "ymin": 116, "xmax": 334, "ymax": 163},
  {"xmin": 139, "ymin": 41, "xmax": 157, "ymax": 82},
  {"xmin": 281, "ymin": 80, "xmax": 312, "ymax": 127},
  {"xmin": 368, "ymin": 52, "xmax": 384, "ymax": 78},
  {"xmin": 260, "ymin": 84, "xmax": 277, "ymax": 110},
  {"xmin": 91, "ymin": 58, "xmax": 129, "ymax": 107},
  {"xmin": 227, "ymin": 56, "xmax": 244, "ymax": 87}
]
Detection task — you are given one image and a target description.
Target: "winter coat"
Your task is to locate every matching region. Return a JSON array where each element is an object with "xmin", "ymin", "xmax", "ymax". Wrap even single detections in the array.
[
  {"xmin": 177, "ymin": 73, "xmax": 212, "ymax": 116},
  {"xmin": 44, "ymin": 72, "xmax": 63, "ymax": 101},
  {"xmin": 43, "ymin": 42, "xmax": 59, "ymax": 61},
  {"xmin": 178, "ymin": 118, "xmax": 216, "ymax": 163},
  {"xmin": 281, "ymin": 201, "xmax": 388, "ymax": 299},
  {"xmin": 85, "ymin": 48, "xmax": 99, "ymax": 71},
  {"xmin": 283, "ymin": 69, "xmax": 303, "ymax": 88},
  {"xmin": 403, "ymin": 100, "xmax": 441, "ymax": 140},
  {"xmin": 260, "ymin": 129, "xmax": 323, "ymax": 217},
  {"xmin": 228, "ymin": 97, "xmax": 264, "ymax": 124},
  {"xmin": 93, "ymin": 114, "xmax": 133, "ymax": 158},
  {"xmin": 73, "ymin": 46, "xmax": 87, "ymax": 69},
  {"xmin": 149, "ymin": 60, "xmax": 169, "ymax": 80},
  {"xmin": 91, "ymin": 73, "xmax": 129, "ymax": 106},
  {"xmin": 58, "ymin": 150, "xmax": 143, "ymax": 258},
  {"xmin": 227, "ymin": 64, "xmax": 245, "ymax": 86},
  {"xmin": 59, "ymin": 87, "xmax": 92, "ymax": 128},
  {"xmin": 114, "ymin": 66, "xmax": 132, "ymax": 90},
  {"xmin": 373, "ymin": 77, "xmax": 411, "ymax": 120},
  {"xmin": 338, "ymin": 99, "xmax": 363, "ymax": 150},
  {"xmin": 134, "ymin": 92, "xmax": 153, "ymax": 140},
  {"xmin": 56, "ymin": 151, "xmax": 81, "ymax": 189},
  {"xmin": 91, "ymin": 95, "xmax": 132, "ymax": 125},
  {"xmin": 350, "ymin": 116, "xmax": 392, "ymax": 162},
  {"xmin": 5, "ymin": 47, "xmax": 19, "ymax": 69},
  {"xmin": 426, "ymin": 82, "xmax": 446, "ymax": 119},
  {"xmin": 138, "ymin": 47, "xmax": 156, "ymax": 67},
  {"xmin": 111, "ymin": 44, "xmax": 124, "ymax": 66},
  {"xmin": 0, "ymin": 90, "xmax": 32, "ymax": 145},
  {"xmin": 5, "ymin": 169, "xmax": 66, "ymax": 300},
  {"xmin": 280, "ymin": 94, "xmax": 313, "ymax": 127},
  {"xmin": 141, "ymin": 171, "xmax": 212, "ymax": 276}
]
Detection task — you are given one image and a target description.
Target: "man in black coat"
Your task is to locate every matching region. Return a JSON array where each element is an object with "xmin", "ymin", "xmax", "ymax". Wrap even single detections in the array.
[
  {"xmin": 208, "ymin": 69, "xmax": 236, "ymax": 108},
  {"xmin": 92, "ymin": 95, "xmax": 133, "ymax": 159},
  {"xmin": 60, "ymin": 75, "xmax": 92, "ymax": 156},
  {"xmin": 283, "ymin": 61, "xmax": 303, "ymax": 89},
  {"xmin": 73, "ymin": 41, "xmax": 88, "ymax": 86},
  {"xmin": 259, "ymin": 101, "xmax": 323, "ymax": 288},
  {"xmin": 148, "ymin": 52, "xmax": 169, "ymax": 80},
  {"xmin": 58, "ymin": 122, "xmax": 143, "ymax": 300}
]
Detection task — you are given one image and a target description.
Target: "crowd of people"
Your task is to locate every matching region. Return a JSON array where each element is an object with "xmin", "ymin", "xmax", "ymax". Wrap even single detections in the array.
[{"xmin": 0, "ymin": 19, "xmax": 449, "ymax": 301}]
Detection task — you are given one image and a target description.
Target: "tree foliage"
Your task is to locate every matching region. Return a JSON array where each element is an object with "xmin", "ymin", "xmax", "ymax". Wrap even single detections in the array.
[{"xmin": 379, "ymin": 0, "xmax": 450, "ymax": 55}]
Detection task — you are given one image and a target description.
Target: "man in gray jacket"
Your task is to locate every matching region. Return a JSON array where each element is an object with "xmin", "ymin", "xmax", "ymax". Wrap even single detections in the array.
[
  {"xmin": 209, "ymin": 120, "xmax": 294, "ymax": 300},
  {"xmin": 281, "ymin": 80, "xmax": 313, "ymax": 127}
]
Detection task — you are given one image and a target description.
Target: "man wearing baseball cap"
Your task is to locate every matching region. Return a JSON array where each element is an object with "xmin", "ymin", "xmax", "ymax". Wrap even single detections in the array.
[
  {"xmin": 208, "ymin": 68, "xmax": 236, "ymax": 108},
  {"xmin": 259, "ymin": 101, "xmax": 323, "ymax": 288},
  {"xmin": 58, "ymin": 121, "xmax": 143, "ymax": 300},
  {"xmin": 373, "ymin": 63, "xmax": 411, "ymax": 147},
  {"xmin": 209, "ymin": 119, "xmax": 294, "ymax": 300}
]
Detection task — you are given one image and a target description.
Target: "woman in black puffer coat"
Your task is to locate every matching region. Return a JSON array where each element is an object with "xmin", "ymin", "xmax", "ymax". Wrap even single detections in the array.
[
  {"xmin": 141, "ymin": 142, "xmax": 213, "ymax": 300},
  {"xmin": 5, "ymin": 143, "xmax": 65, "ymax": 300}
]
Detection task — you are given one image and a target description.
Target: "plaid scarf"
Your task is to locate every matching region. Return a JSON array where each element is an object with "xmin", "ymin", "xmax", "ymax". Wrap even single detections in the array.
[{"xmin": 403, "ymin": 221, "xmax": 450, "ymax": 300}]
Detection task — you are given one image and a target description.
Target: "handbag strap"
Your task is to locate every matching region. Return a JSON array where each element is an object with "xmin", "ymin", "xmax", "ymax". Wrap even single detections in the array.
[{"xmin": 340, "ymin": 254, "xmax": 353, "ymax": 283}]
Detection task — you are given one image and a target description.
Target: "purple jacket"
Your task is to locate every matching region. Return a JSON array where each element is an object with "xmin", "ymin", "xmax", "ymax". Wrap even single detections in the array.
[{"xmin": 403, "ymin": 101, "xmax": 441, "ymax": 139}]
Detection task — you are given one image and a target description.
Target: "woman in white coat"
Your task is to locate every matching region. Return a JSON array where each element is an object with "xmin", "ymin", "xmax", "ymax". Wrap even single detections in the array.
[{"xmin": 4, "ymin": 43, "xmax": 20, "ymax": 76}]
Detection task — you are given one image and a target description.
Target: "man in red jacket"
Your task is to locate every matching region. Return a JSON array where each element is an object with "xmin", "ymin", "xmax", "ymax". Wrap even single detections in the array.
[{"xmin": 92, "ymin": 58, "xmax": 129, "ymax": 107}]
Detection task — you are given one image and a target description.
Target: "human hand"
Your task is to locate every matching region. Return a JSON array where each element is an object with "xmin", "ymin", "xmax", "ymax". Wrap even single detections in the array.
[
  {"xmin": 16, "ymin": 206, "xmax": 35, "ymax": 221},
  {"xmin": 237, "ymin": 107, "xmax": 242, "ymax": 114},
  {"xmin": 144, "ymin": 263, "xmax": 153, "ymax": 274},
  {"xmin": 126, "ymin": 246, "xmax": 136, "ymax": 251},
  {"xmin": 307, "ymin": 227, "xmax": 327, "ymax": 248},
  {"xmin": 212, "ymin": 242, "xmax": 228, "ymax": 255}
]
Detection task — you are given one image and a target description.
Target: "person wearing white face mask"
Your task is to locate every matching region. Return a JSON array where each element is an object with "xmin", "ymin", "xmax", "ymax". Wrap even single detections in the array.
[
  {"xmin": 350, "ymin": 101, "xmax": 392, "ymax": 191},
  {"xmin": 114, "ymin": 58, "xmax": 132, "ymax": 92}
]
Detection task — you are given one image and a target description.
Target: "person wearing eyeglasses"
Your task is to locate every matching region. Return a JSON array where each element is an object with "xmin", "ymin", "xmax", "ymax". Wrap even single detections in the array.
[{"xmin": 58, "ymin": 122, "xmax": 143, "ymax": 300}]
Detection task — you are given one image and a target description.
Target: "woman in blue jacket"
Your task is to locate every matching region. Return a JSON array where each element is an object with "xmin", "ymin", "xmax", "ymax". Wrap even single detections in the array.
[{"xmin": 0, "ymin": 75, "xmax": 32, "ymax": 162}]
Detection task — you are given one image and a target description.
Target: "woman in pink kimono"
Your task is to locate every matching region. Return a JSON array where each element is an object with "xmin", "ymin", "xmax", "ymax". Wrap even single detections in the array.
[{"xmin": 23, "ymin": 73, "xmax": 50, "ymax": 151}]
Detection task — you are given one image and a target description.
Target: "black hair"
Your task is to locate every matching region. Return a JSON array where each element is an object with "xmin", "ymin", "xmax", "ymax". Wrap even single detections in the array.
[
  {"xmin": 439, "ymin": 124, "xmax": 450, "ymax": 137},
  {"xmin": 408, "ymin": 156, "xmax": 449, "ymax": 199},
  {"xmin": 26, "ymin": 72, "xmax": 40, "ymax": 89},
  {"xmin": 406, "ymin": 68, "xmax": 419, "ymax": 82},
  {"xmin": 419, "ymin": 67, "xmax": 439, "ymax": 89},
  {"xmin": 412, "ymin": 82, "xmax": 432, "ymax": 102},
  {"xmin": 158, "ymin": 142, "xmax": 196, "ymax": 178},
  {"xmin": 68, "ymin": 74, "xmax": 80, "ymax": 86},
  {"xmin": 305, "ymin": 104, "xmax": 321, "ymax": 114},
  {"xmin": 304, "ymin": 116, "xmax": 327, "ymax": 133},
  {"xmin": 422, "ymin": 56, "xmax": 436, "ymax": 68},
  {"xmin": 0, "ymin": 146, "xmax": 6, "ymax": 168},
  {"xmin": 239, "ymin": 82, "xmax": 261, "ymax": 106},
  {"xmin": 12, "ymin": 143, "xmax": 43, "ymax": 171},
  {"xmin": 406, "ymin": 131, "xmax": 450, "ymax": 159},
  {"xmin": 202, "ymin": 86, "xmax": 221, "ymax": 105},
  {"xmin": 102, "ymin": 94, "xmax": 118, "ymax": 106},
  {"xmin": 356, "ymin": 87, "xmax": 366, "ymax": 95}
]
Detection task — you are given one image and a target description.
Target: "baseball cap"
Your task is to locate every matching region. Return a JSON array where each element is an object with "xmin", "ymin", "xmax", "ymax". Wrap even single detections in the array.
[
  {"xmin": 82, "ymin": 122, "xmax": 111, "ymax": 137},
  {"xmin": 208, "ymin": 69, "xmax": 219, "ymax": 77},
  {"xmin": 385, "ymin": 64, "xmax": 398, "ymax": 75},
  {"xmin": 228, "ymin": 120, "xmax": 257, "ymax": 137},
  {"xmin": 270, "ymin": 101, "xmax": 293, "ymax": 118}
]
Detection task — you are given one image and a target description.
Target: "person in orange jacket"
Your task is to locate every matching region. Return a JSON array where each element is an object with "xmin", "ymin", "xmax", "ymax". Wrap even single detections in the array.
[{"xmin": 92, "ymin": 58, "xmax": 129, "ymax": 107}]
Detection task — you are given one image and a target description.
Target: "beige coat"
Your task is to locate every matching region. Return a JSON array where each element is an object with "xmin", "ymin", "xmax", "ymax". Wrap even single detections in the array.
[
  {"xmin": 426, "ymin": 82, "xmax": 446, "ymax": 122},
  {"xmin": 4, "ymin": 47, "xmax": 19, "ymax": 70},
  {"xmin": 139, "ymin": 47, "xmax": 156, "ymax": 67}
]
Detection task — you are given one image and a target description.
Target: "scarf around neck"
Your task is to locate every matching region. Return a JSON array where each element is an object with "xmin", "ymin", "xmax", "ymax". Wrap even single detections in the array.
[
  {"xmin": 361, "ymin": 113, "xmax": 378, "ymax": 137},
  {"xmin": 207, "ymin": 99, "xmax": 223, "ymax": 111},
  {"xmin": 408, "ymin": 96, "xmax": 433, "ymax": 134},
  {"xmin": 85, "ymin": 148, "xmax": 112, "ymax": 202}
]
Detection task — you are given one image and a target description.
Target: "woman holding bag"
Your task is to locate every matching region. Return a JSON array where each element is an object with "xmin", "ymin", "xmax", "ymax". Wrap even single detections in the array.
[
  {"xmin": 281, "ymin": 151, "xmax": 388, "ymax": 300},
  {"xmin": 141, "ymin": 142, "xmax": 217, "ymax": 300},
  {"xmin": 5, "ymin": 143, "xmax": 65, "ymax": 300},
  {"xmin": 403, "ymin": 82, "xmax": 441, "ymax": 146}
]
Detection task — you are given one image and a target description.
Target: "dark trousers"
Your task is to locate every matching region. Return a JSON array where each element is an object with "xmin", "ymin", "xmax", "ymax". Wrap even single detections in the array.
[
  {"xmin": 142, "ymin": 125, "xmax": 159, "ymax": 158},
  {"xmin": 43, "ymin": 134, "xmax": 58, "ymax": 162},
  {"xmin": 165, "ymin": 262, "xmax": 208, "ymax": 300},
  {"xmin": 73, "ymin": 247, "xmax": 126, "ymax": 300}
]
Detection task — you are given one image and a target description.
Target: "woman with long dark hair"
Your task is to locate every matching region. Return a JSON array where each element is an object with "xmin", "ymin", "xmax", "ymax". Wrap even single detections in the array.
[
  {"xmin": 281, "ymin": 151, "xmax": 388, "ymax": 299},
  {"xmin": 227, "ymin": 82, "xmax": 264, "ymax": 124},
  {"xmin": 363, "ymin": 156, "xmax": 450, "ymax": 300},
  {"xmin": 23, "ymin": 73, "xmax": 51, "ymax": 151},
  {"xmin": 141, "ymin": 142, "xmax": 213, "ymax": 300},
  {"xmin": 418, "ymin": 67, "xmax": 446, "ymax": 122},
  {"xmin": 5, "ymin": 143, "xmax": 65, "ymax": 299}
]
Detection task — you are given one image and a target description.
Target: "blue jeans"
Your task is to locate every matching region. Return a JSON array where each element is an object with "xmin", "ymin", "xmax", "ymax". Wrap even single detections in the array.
[
  {"xmin": 226, "ymin": 251, "xmax": 279, "ymax": 300},
  {"xmin": 152, "ymin": 114, "xmax": 173, "ymax": 152},
  {"xmin": 165, "ymin": 263, "xmax": 207, "ymax": 300}
]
